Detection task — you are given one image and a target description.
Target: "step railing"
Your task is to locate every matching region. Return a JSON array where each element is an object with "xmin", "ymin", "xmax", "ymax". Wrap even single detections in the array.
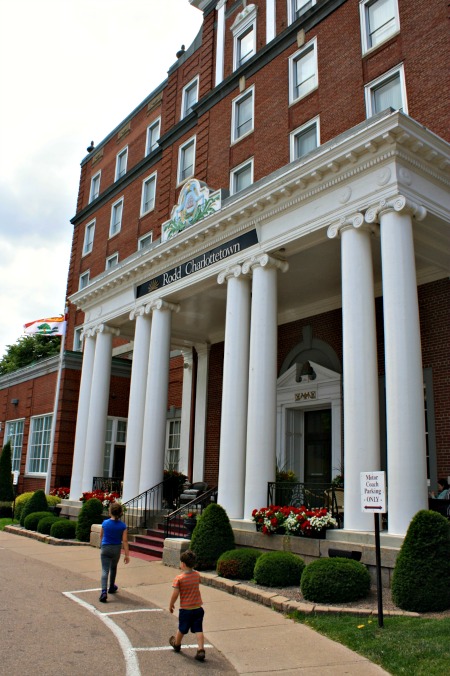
[
  {"xmin": 164, "ymin": 486, "xmax": 218, "ymax": 538},
  {"xmin": 267, "ymin": 482, "xmax": 344, "ymax": 527},
  {"xmin": 92, "ymin": 476, "xmax": 123, "ymax": 495},
  {"xmin": 122, "ymin": 482, "xmax": 165, "ymax": 533}
]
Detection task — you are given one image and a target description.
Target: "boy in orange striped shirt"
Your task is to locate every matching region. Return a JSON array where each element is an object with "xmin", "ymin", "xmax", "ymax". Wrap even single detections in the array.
[{"xmin": 169, "ymin": 549, "xmax": 205, "ymax": 661}]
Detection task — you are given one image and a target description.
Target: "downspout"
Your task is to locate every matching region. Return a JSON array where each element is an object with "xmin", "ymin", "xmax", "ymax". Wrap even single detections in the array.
[{"xmin": 188, "ymin": 346, "xmax": 198, "ymax": 482}]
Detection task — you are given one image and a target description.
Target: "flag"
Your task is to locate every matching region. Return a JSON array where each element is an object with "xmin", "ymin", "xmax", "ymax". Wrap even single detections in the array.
[{"xmin": 23, "ymin": 316, "xmax": 66, "ymax": 336}]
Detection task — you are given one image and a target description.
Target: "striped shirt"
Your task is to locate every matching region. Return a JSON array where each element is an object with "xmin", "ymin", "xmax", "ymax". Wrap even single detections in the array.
[{"xmin": 172, "ymin": 570, "xmax": 203, "ymax": 609}]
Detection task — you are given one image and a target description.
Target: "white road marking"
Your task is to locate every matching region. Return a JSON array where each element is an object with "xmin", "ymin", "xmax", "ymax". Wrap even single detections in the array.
[
  {"xmin": 105, "ymin": 609, "xmax": 163, "ymax": 615},
  {"xmin": 134, "ymin": 644, "xmax": 213, "ymax": 652}
]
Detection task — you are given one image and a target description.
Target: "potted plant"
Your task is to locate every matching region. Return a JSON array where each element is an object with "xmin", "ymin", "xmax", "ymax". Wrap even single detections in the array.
[
  {"xmin": 163, "ymin": 469, "xmax": 187, "ymax": 508},
  {"xmin": 183, "ymin": 510, "xmax": 198, "ymax": 536}
]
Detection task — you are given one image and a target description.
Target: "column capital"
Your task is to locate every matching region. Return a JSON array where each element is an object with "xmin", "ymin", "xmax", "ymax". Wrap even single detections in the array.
[
  {"xmin": 83, "ymin": 323, "xmax": 120, "ymax": 339},
  {"xmin": 182, "ymin": 349, "xmax": 194, "ymax": 369},
  {"xmin": 215, "ymin": 0, "xmax": 226, "ymax": 9},
  {"xmin": 242, "ymin": 253, "xmax": 289, "ymax": 275},
  {"xmin": 217, "ymin": 264, "xmax": 248, "ymax": 285},
  {"xmin": 129, "ymin": 304, "xmax": 147, "ymax": 321},
  {"xmin": 327, "ymin": 212, "xmax": 368, "ymax": 239},
  {"xmin": 365, "ymin": 195, "xmax": 427, "ymax": 224},
  {"xmin": 194, "ymin": 342, "xmax": 211, "ymax": 359},
  {"xmin": 144, "ymin": 299, "xmax": 180, "ymax": 314}
]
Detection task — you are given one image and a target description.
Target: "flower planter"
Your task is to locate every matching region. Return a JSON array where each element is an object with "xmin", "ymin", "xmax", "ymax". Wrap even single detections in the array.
[{"xmin": 184, "ymin": 518, "xmax": 197, "ymax": 537}]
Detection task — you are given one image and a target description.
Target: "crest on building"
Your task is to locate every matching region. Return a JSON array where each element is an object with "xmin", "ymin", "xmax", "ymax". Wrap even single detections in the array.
[{"xmin": 162, "ymin": 179, "xmax": 222, "ymax": 242}]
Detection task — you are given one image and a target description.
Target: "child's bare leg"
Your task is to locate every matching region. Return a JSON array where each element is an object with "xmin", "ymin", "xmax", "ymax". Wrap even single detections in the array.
[
  {"xmin": 175, "ymin": 630, "xmax": 184, "ymax": 646},
  {"xmin": 196, "ymin": 631, "xmax": 204, "ymax": 650}
]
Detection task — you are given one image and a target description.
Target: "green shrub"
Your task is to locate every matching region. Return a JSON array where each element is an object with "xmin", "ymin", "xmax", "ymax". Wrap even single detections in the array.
[
  {"xmin": 0, "ymin": 501, "xmax": 13, "ymax": 518},
  {"xmin": 254, "ymin": 551, "xmax": 305, "ymax": 587},
  {"xmin": 24, "ymin": 511, "xmax": 52, "ymax": 531},
  {"xmin": 14, "ymin": 492, "xmax": 34, "ymax": 521},
  {"xmin": 0, "ymin": 441, "xmax": 14, "ymax": 502},
  {"xmin": 20, "ymin": 490, "xmax": 48, "ymax": 526},
  {"xmin": 217, "ymin": 548, "xmax": 263, "ymax": 580},
  {"xmin": 37, "ymin": 515, "xmax": 60, "ymax": 535},
  {"xmin": 76, "ymin": 498, "xmax": 104, "ymax": 542},
  {"xmin": 46, "ymin": 495, "xmax": 62, "ymax": 509},
  {"xmin": 392, "ymin": 510, "xmax": 450, "ymax": 612},
  {"xmin": 190, "ymin": 503, "xmax": 235, "ymax": 570},
  {"xmin": 50, "ymin": 518, "xmax": 77, "ymax": 539},
  {"xmin": 301, "ymin": 557, "xmax": 370, "ymax": 603}
]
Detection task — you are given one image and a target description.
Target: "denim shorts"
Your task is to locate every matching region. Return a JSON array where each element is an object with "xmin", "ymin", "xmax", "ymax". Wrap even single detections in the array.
[{"xmin": 178, "ymin": 607, "xmax": 204, "ymax": 634}]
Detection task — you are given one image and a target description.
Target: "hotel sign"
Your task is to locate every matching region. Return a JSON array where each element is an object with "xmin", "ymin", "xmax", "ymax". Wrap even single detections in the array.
[{"xmin": 136, "ymin": 229, "xmax": 258, "ymax": 298}]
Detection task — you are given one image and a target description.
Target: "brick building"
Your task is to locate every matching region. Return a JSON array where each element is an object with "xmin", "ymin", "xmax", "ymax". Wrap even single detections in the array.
[{"xmin": 1, "ymin": 0, "xmax": 449, "ymax": 536}]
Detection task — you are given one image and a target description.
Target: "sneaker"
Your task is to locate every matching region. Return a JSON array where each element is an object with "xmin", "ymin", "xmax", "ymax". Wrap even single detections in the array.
[
  {"xmin": 169, "ymin": 636, "xmax": 181, "ymax": 653},
  {"xmin": 195, "ymin": 649, "xmax": 206, "ymax": 662},
  {"xmin": 99, "ymin": 591, "xmax": 108, "ymax": 603},
  {"xmin": 108, "ymin": 584, "xmax": 118, "ymax": 594}
]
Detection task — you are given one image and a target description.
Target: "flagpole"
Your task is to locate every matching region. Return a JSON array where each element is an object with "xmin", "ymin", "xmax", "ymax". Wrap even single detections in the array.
[{"xmin": 44, "ymin": 312, "xmax": 67, "ymax": 495}]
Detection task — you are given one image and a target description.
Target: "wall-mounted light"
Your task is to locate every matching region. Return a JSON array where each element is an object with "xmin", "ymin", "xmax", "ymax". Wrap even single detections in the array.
[{"xmin": 11, "ymin": 399, "xmax": 19, "ymax": 406}]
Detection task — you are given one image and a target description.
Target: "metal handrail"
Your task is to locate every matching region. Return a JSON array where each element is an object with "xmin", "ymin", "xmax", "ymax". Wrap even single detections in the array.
[
  {"xmin": 164, "ymin": 486, "xmax": 218, "ymax": 538},
  {"xmin": 92, "ymin": 476, "xmax": 123, "ymax": 495},
  {"xmin": 122, "ymin": 482, "xmax": 165, "ymax": 532},
  {"xmin": 267, "ymin": 482, "xmax": 344, "ymax": 526}
]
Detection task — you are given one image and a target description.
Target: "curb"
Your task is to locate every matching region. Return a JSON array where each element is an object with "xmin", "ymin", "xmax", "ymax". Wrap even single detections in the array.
[{"xmin": 4, "ymin": 524, "xmax": 91, "ymax": 547}]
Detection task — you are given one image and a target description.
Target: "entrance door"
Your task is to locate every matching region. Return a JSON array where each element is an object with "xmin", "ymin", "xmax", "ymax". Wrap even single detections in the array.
[
  {"xmin": 112, "ymin": 445, "xmax": 125, "ymax": 481},
  {"xmin": 304, "ymin": 409, "xmax": 331, "ymax": 483}
]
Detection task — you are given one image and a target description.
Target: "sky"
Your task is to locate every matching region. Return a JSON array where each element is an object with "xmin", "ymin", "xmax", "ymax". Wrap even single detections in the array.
[{"xmin": 0, "ymin": 0, "xmax": 203, "ymax": 358}]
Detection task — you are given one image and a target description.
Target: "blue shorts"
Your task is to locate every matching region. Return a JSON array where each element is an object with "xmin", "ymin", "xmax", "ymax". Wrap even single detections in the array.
[{"xmin": 178, "ymin": 607, "xmax": 204, "ymax": 634}]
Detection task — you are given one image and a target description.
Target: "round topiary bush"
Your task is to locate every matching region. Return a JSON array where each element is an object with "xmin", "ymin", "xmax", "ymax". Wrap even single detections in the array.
[
  {"xmin": 76, "ymin": 498, "xmax": 105, "ymax": 542},
  {"xmin": 254, "ymin": 551, "xmax": 305, "ymax": 587},
  {"xmin": 217, "ymin": 548, "xmax": 263, "ymax": 580},
  {"xmin": 37, "ymin": 515, "xmax": 60, "ymax": 535},
  {"xmin": 301, "ymin": 557, "xmax": 371, "ymax": 603},
  {"xmin": 50, "ymin": 518, "xmax": 77, "ymax": 540},
  {"xmin": 190, "ymin": 503, "xmax": 235, "ymax": 570},
  {"xmin": 13, "ymin": 492, "xmax": 34, "ymax": 522},
  {"xmin": 24, "ymin": 511, "xmax": 52, "ymax": 531},
  {"xmin": 392, "ymin": 510, "xmax": 450, "ymax": 612},
  {"xmin": 20, "ymin": 490, "xmax": 49, "ymax": 526},
  {"xmin": 0, "ymin": 501, "xmax": 13, "ymax": 518}
]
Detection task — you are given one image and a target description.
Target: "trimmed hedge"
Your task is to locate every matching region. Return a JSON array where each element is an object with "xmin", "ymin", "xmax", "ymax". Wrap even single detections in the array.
[
  {"xmin": 20, "ymin": 490, "xmax": 48, "ymax": 526},
  {"xmin": 50, "ymin": 518, "xmax": 77, "ymax": 539},
  {"xmin": 190, "ymin": 503, "xmax": 235, "ymax": 570},
  {"xmin": 217, "ymin": 548, "xmax": 263, "ymax": 580},
  {"xmin": 24, "ymin": 511, "xmax": 52, "ymax": 531},
  {"xmin": 13, "ymin": 492, "xmax": 34, "ymax": 521},
  {"xmin": 254, "ymin": 551, "xmax": 305, "ymax": 587},
  {"xmin": 301, "ymin": 557, "xmax": 371, "ymax": 603},
  {"xmin": 37, "ymin": 515, "xmax": 60, "ymax": 535},
  {"xmin": 0, "ymin": 500, "xmax": 13, "ymax": 518},
  {"xmin": 76, "ymin": 498, "xmax": 104, "ymax": 542}
]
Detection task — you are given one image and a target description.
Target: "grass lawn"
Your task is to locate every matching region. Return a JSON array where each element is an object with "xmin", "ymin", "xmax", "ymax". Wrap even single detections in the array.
[
  {"xmin": 291, "ymin": 612, "xmax": 450, "ymax": 675},
  {"xmin": 0, "ymin": 518, "xmax": 16, "ymax": 530}
]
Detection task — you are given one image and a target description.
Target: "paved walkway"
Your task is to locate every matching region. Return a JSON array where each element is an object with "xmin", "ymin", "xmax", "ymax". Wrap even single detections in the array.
[{"xmin": 0, "ymin": 529, "xmax": 389, "ymax": 675}]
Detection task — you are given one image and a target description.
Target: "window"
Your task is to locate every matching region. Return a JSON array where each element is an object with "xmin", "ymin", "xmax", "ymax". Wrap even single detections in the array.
[
  {"xmin": 232, "ymin": 87, "xmax": 254, "ymax": 143},
  {"xmin": 110, "ymin": 197, "xmax": 124, "ymax": 237},
  {"xmin": 89, "ymin": 171, "xmax": 101, "ymax": 203},
  {"xmin": 106, "ymin": 253, "xmax": 119, "ymax": 270},
  {"xmin": 177, "ymin": 137, "xmax": 196, "ymax": 184},
  {"xmin": 103, "ymin": 418, "xmax": 127, "ymax": 477},
  {"xmin": 289, "ymin": 39, "xmax": 318, "ymax": 104},
  {"xmin": 83, "ymin": 220, "xmax": 95, "ymax": 255},
  {"xmin": 145, "ymin": 117, "xmax": 161, "ymax": 155},
  {"xmin": 115, "ymin": 147, "xmax": 128, "ymax": 181},
  {"xmin": 288, "ymin": 0, "xmax": 316, "ymax": 24},
  {"xmin": 290, "ymin": 118, "xmax": 320, "ymax": 161},
  {"xmin": 360, "ymin": 0, "xmax": 399, "ymax": 53},
  {"xmin": 79, "ymin": 271, "xmax": 90, "ymax": 290},
  {"xmin": 165, "ymin": 419, "xmax": 181, "ymax": 471},
  {"xmin": 27, "ymin": 414, "xmax": 52, "ymax": 474},
  {"xmin": 365, "ymin": 65, "xmax": 407, "ymax": 117},
  {"xmin": 138, "ymin": 232, "xmax": 153, "ymax": 250},
  {"xmin": 73, "ymin": 326, "xmax": 83, "ymax": 351},
  {"xmin": 181, "ymin": 77, "xmax": 199, "ymax": 119},
  {"xmin": 5, "ymin": 419, "xmax": 24, "ymax": 473},
  {"xmin": 231, "ymin": 2, "xmax": 257, "ymax": 70},
  {"xmin": 141, "ymin": 172, "xmax": 157, "ymax": 215},
  {"xmin": 230, "ymin": 158, "xmax": 253, "ymax": 195}
]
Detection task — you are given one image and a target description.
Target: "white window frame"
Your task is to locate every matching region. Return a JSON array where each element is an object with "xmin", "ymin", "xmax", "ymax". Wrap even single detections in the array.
[
  {"xmin": 181, "ymin": 76, "xmax": 199, "ymax": 119},
  {"xmin": 177, "ymin": 136, "xmax": 196, "ymax": 185},
  {"xmin": 234, "ymin": 20, "xmax": 256, "ymax": 70},
  {"xmin": 73, "ymin": 326, "xmax": 83, "ymax": 351},
  {"xmin": 104, "ymin": 417, "xmax": 127, "ymax": 477},
  {"xmin": 106, "ymin": 253, "xmax": 119, "ymax": 270},
  {"xmin": 79, "ymin": 270, "xmax": 90, "ymax": 290},
  {"xmin": 290, "ymin": 116, "xmax": 320, "ymax": 161},
  {"xmin": 89, "ymin": 171, "xmax": 101, "ymax": 203},
  {"xmin": 231, "ymin": 86, "xmax": 255, "ymax": 143},
  {"xmin": 82, "ymin": 219, "xmax": 95, "ymax": 256},
  {"xmin": 289, "ymin": 38, "xmax": 318, "ymax": 104},
  {"xmin": 115, "ymin": 146, "xmax": 128, "ymax": 181},
  {"xmin": 138, "ymin": 232, "xmax": 153, "ymax": 251},
  {"xmin": 230, "ymin": 157, "xmax": 254, "ymax": 195},
  {"xmin": 365, "ymin": 64, "xmax": 407, "ymax": 117},
  {"xmin": 109, "ymin": 196, "xmax": 124, "ymax": 237},
  {"xmin": 360, "ymin": 0, "xmax": 400, "ymax": 54},
  {"xmin": 26, "ymin": 414, "xmax": 53, "ymax": 475},
  {"xmin": 288, "ymin": 0, "xmax": 317, "ymax": 25},
  {"xmin": 145, "ymin": 117, "xmax": 161, "ymax": 156},
  {"xmin": 5, "ymin": 419, "xmax": 25, "ymax": 473},
  {"xmin": 165, "ymin": 418, "xmax": 181, "ymax": 471},
  {"xmin": 140, "ymin": 171, "xmax": 157, "ymax": 216}
]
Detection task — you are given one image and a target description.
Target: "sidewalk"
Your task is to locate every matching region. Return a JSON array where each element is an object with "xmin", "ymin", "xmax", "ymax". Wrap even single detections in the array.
[{"xmin": 0, "ymin": 529, "xmax": 388, "ymax": 675}]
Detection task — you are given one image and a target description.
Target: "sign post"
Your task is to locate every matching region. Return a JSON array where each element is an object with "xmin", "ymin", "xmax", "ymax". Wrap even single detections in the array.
[
  {"xmin": 361, "ymin": 471, "xmax": 386, "ymax": 627},
  {"xmin": 12, "ymin": 471, "xmax": 19, "ymax": 523}
]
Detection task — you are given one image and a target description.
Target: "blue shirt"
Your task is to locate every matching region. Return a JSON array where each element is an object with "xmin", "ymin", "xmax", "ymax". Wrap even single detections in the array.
[{"xmin": 101, "ymin": 518, "xmax": 127, "ymax": 546}]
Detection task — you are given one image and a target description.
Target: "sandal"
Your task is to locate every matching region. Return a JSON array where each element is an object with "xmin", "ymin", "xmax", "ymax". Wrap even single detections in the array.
[
  {"xmin": 195, "ymin": 649, "xmax": 206, "ymax": 662},
  {"xmin": 169, "ymin": 636, "xmax": 181, "ymax": 653}
]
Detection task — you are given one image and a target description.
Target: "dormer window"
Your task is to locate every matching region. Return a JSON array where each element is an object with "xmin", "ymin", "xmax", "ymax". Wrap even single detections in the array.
[
  {"xmin": 115, "ymin": 147, "xmax": 128, "ymax": 181},
  {"xmin": 181, "ymin": 77, "xmax": 199, "ymax": 119},
  {"xmin": 231, "ymin": 4, "xmax": 257, "ymax": 71}
]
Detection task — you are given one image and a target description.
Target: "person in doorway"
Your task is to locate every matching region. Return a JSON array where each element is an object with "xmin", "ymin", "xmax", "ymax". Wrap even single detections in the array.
[
  {"xmin": 99, "ymin": 501, "xmax": 130, "ymax": 603},
  {"xmin": 430, "ymin": 478, "xmax": 450, "ymax": 499},
  {"xmin": 169, "ymin": 549, "xmax": 205, "ymax": 661}
]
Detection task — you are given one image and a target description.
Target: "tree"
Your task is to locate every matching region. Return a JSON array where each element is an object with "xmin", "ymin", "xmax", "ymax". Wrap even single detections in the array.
[
  {"xmin": 0, "ymin": 441, "xmax": 15, "ymax": 502},
  {"xmin": 0, "ymin": 334, "xmax": 61, "ymax": 375}
]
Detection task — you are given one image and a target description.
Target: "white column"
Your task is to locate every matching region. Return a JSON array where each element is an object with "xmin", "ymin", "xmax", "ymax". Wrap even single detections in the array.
[
  {"xmin": 179, "ymin": 349, "xmax": 194, "ymax": 477},
  {"xmin": 243, "ymin": 254, "xmax": 288, "ymax": 519},
  {"xmin": 69, "ymin": 330, "xmax": 96, "ymax": 500},
  {"xmin": 266, "ymin": 0, "xmax": 276, "ymax": 43},
  {"xmin": 139, "ymin": 300, "xmax": 179, "ymax": 494},
  {"xmin": 368, "ymin": 196, "xmax": 428, "ymax": 535},
  {"xmin": 192, "ymin": 343, "xmax": 211, "ymax": 482},
  {"xmin": 121, "ymin": 307, "xmax": 151, "ymax": 502},
  {"xmin": 81, "ymin": 324, "xmax": 117, "ymax": 493},
  {"xmin": 217, "ymin": 265, "xmax": 251, "ymax": 518},
  {"xmin": 215, "ymin": 0, "xmax": 226, "ymax": 86},
  {"xmin": 328, "ymin": 214, "xmax": 380, "ymax": 532}
]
